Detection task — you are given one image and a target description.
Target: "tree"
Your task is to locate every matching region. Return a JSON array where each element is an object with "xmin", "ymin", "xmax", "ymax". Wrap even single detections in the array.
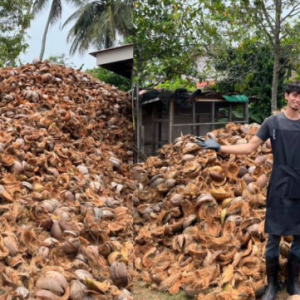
[
  {"xmin": 32, "ymin": 0, "xmax": 84, "ymax": 61},
  {"xmin": 213, "ymin": 41, "xmax": 289, "ymax": 123},
  {"xmin": 203, "ymin": 0, "xmax": 300, "ymax": 113},
  {"xmin": 134, "ymin": 0, "xmax": 207, "ymax": 86},
  {"xmin": 47, "ymin": 53, "xmax": 77, "ymax": 69},
  {"xmin": 62, "ymin": 0, "xmax": 133, "ymax": 55},
  {"xmin": 0, "ymin": 0, "xmax": 33, "ymax": 66},
  {"xmin": 87, "ymin": 68, "xmax": 131, "ymax": 92}
]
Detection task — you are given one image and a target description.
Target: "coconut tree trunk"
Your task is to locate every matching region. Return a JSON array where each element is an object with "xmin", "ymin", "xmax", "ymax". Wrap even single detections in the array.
[
  {"xmin": 39, "ymin": 1, "xmax": 55, "ymax": 61},
  {"xmin": 271, "ymin": 0, "xmax": 282, "ymax": 114}
]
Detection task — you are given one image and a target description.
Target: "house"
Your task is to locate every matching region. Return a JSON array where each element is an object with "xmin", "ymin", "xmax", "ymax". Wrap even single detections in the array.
[
  {"xmin": 89, "ymin": 44, "xmax": 133, "ymax": 79},
  {"xmin": 140, "ymin": 89, "xmax": 255, "ymax": 157},
  {"xmin": 89, "ymin": 46, "xmax": 254, "ymax": 161}
]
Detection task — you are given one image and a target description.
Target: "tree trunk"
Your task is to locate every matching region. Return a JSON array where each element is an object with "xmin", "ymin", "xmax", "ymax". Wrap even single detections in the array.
[
  {"xmin": 271, "ymin": 0, "xmax": 282, "ymax": 114},
  {"xmin": 39, "ymin": 1, "xmax": 55, "ymax": 61},
  {"xmin": 271, "ymin": 48, "xmax": 280, "ymax": 113}
]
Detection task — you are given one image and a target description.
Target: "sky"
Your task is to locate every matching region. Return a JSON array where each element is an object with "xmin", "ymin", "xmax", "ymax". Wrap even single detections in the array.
[{"xmin": 20, "ymin": 2, "xmax": 97, "ymax": 71}]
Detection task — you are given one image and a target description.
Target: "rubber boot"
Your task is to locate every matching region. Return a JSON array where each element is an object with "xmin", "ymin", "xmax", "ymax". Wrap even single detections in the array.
[
  {"xmin": 262, "ymin": 256, "xmax": 279, "ymax": 300},
  {"xmin": 287, "ymin": 253, "xmax": 300, "ymax": 295}
]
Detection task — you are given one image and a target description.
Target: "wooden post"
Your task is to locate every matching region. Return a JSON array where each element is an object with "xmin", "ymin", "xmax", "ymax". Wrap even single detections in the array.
[
  {"xmin": 141, "ymin": 125, "xmax": 145, "ymax": 155},
  {"xmin": 245, "ymin": 102, "xmax": 249, "ymax": 123},
  {"xmin": 169, "ymin": 98, "xmax": 174, "ymax": 143},
  {"xmin": 152, "ymin": 105, "xmax": 156, "ymax": 154},
  {"xmin": 135, "ymin": 81, "xmax": 141, "ymax": 162},
  {"xmin": 229, "ymin": 102, "xmax": 232, "ymax": 122},
  {"xmin": 132, "ymin": 71, "xmax": 137, "ymax": 163},
  {"xmin": 192, "ymin": 100, "xmax": 196, "ymax": 135},
  {"xmin": 211, "ymin": 102, "xmax": 215, "ymax": 130}
]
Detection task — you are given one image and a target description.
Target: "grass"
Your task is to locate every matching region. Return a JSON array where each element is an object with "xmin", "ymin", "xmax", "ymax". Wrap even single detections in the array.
[
  {"xmin": 133, "ymin": 281, "xmax": 191, "ymax": 300},
  {"xmin": 133, "ymin": 281, "xmax": 290, "ymax": 300}
]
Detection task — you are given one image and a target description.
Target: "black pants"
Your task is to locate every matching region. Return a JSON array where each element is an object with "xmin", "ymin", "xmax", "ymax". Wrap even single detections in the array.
[{"xmin": 266, "ymin": 234, "xmax": 300, "ymax": 259}]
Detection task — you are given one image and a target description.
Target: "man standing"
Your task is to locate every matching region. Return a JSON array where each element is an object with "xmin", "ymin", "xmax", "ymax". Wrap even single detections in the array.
[{"xmin": 198, "ymin": 82, "xmax": 300, "ymax": 300}]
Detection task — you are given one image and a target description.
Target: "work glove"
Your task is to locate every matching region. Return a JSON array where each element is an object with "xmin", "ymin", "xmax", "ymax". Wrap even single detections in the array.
[{"xmin": 196, "ymin": 137, "xmax": 221, "ymax": 152}]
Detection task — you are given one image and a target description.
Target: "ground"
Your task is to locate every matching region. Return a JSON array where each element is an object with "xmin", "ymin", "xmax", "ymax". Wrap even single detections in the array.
[
  {"xmin": 133, "ymin": 282, "xmax": 290, "ymax": 300},
  {"xmin": 133, "ymin": 282, "xmax": 191, "ymax": 300},
  {"xmin": 276, "ymin": 290, "xmax": 290, "ymax": 300}
]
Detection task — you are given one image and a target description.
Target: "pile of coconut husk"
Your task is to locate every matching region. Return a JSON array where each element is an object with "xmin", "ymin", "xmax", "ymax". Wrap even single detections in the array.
[
  {"xmin": 0, "ymin": 62, "xmax": 133, "ymax": 300},
  {"xmin": 133, "ymin": 122, "xmax": 291, "ymax": 300}
]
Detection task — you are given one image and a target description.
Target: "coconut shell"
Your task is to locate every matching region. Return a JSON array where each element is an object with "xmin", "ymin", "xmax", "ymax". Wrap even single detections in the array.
[
  {"xmin": 133, "ymin": 125, "xmax": 286, "ymax": 298},
  {"xmin": 110, "ymin": 262, "xmax": 128, "ymax": 288}
]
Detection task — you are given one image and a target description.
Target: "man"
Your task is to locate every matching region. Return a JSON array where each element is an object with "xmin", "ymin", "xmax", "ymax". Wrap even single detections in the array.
[{"xmin": 198, "ymin": 82, "xmax": 300, "ymax": 300}]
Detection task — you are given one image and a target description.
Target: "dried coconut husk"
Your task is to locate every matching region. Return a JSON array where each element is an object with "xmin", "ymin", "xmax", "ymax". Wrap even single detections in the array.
[
  {"xmin": 133, "ymin": 124, "xmax": 283, "ymax": 298},
  {"xmin": 181, "ymin": 265, "xmax": 218, "ymax": 295},
  {"xmin": 0, "ymin": 61, "xmax": 133, "ymax": 299},
  {"xmin": 207, "ymin": 166, "xmax": 226, "ymax": 186},
  {"xmin": 211, "ymin": 187, "xmax": 233, "ymax": 201},
  {"xmin": 226, "ymin": 162, "xmax": 240, "ymax": 182},
  {"xmin": 202, "ymin": 219, "xmax": 222, "ymax": 237}
]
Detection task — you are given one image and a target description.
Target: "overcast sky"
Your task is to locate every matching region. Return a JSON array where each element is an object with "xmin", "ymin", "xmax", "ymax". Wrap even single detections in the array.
[{"xmin": 20, "ymin": 2, "xmax": 96, "ymax": 71}]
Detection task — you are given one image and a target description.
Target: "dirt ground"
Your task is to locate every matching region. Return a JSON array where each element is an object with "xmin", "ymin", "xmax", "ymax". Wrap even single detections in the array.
[
  {"xmin": 133, "ymin": 281, "xmax": 291, "ymax": 300},
  {"xmin": 276, "ymin": 290, "xmax": 290, "ymax": 300},
  {"xmin": 133, "ymin": 282, "xmax": 191, "ymax": 300}
]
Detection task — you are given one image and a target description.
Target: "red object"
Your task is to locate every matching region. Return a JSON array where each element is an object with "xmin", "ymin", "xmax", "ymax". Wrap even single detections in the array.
[
  {"xmin": 196, "ymin": 81, "xmax": 215, "ymax": 89},
  {"xmin": 139, "ymin": 89, "xmax": 148, "ymax": 95}
]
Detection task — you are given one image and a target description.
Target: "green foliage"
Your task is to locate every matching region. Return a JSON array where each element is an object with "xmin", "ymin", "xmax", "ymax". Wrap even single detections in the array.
[
  {"xmin": 87, "ymin": 68, "xmax": 131, "ymax": 92},
  {"xmin": 213, "ymin": 42, "xmax": 289, "ymax": 123},
  {"xmin": 33, "ymin": 0, "xmax": 85, "ymax": 60},
  {"xmin": 134, "ymin": 0, "xmax": 207, "ymax": 85},
  {"xmin": 63, "ymin": 0, "xmax": 133, "ymax": 55},
  {"xmin": 134, "ymin": 0, "xmax": 300, "ymax": 116},
  {"xmin": 203, "ymin": 0, "xmax": 300, "ymax": 113},
  {"xmin": 0, "ymin": 0, "xmax": 33, "ymax": 66},
  {"xmin": 47, "ymin": 53, "xmax": 77, "ymax": 69},
  {"xmin": 156, "ymin": 78, "xmax": 197, "ymax": 92}
]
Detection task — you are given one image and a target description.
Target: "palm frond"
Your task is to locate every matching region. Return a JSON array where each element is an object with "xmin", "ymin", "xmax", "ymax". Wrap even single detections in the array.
[
  {"xmin": 113, "ymin": 1, "xmax": 132, "ymax": 36},
  {"xmin": 65, "ymin": 0, "xmax": 88, "ymax": 8},
  {"xmin": 67, "ymin": 3, "xmax": 99, "ymax": 53},
  {"xmin": 32, "ymin": 0, "xmax": 50, "ymax": 15},
  {"xmin": 62, "ymin": 2, "xmax": 94, "ymax": 28},
  {"xmin": 49, "ymin": 0, "xmax": 62, "ymax": 25},
  {"xmin": 66, "ymin": 0, "xmax": 132, "ymax": 55}
]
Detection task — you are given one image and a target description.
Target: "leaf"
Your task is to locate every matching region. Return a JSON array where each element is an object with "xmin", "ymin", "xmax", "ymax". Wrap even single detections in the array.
[
  {"xmin": 232, "ymin": 111, "xmax": 243, "ymax": 118},
  {"xmin": 249, "ymin": 113, "xmax": 262, "ymax": 123},
  {"xmin": 0, "ymin": 0, "xmax": 32, "ymax": 66}
]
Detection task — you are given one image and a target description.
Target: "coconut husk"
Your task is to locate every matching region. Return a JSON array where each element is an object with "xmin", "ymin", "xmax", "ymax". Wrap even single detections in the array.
[
  {"xmin": 0, "ymin": 61, "xmax": 133, "ymax": 298},
  {"xmin": 133, "ymin": 122, "xmax": 290, "ymax": 298}
]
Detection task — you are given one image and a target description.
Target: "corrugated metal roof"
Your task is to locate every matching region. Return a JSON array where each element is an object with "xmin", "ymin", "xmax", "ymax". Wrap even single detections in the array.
[
  {"xmin": 223, "ymin": 95, "xmax": 249, "ymax": 103},
  {"xmin": 89, "ymin": 44, "xmax": 133, "ymax": 57}
]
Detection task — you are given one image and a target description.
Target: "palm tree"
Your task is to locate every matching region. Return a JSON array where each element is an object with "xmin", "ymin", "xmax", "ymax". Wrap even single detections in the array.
[
  {"xmin": 33, "ymin": 0, "xmax": 84, "ymax": 60},
  {"xmin": 62, "ymin": 0, "xmax": 133, "ymax": 55}
]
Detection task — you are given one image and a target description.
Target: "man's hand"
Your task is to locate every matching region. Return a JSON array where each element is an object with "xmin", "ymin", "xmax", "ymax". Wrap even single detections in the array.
[{"xmin": 196, "ymin": 137, "xmax": 221, "ymax": 152}]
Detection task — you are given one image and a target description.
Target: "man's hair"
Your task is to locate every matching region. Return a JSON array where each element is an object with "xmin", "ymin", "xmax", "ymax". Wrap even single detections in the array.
[{"xmin": 285, "ymin": 82, "xmax": 300, "ymax": 94}]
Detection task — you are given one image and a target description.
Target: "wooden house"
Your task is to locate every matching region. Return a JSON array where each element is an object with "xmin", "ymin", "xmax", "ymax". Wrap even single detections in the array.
[{"xmin": 138, "ymin": 89, "xmax": 254, "ymax": 157}]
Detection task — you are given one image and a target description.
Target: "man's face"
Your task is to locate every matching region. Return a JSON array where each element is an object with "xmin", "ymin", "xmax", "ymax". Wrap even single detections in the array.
[{"xmin": 285, "ymin": 92, "xmax": 300, "ymax": 111}]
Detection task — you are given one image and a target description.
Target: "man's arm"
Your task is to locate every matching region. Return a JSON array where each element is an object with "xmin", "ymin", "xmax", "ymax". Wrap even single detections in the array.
[{"xmin": 219, "ymin": 136, "xmax": 265, "ymax": 155}]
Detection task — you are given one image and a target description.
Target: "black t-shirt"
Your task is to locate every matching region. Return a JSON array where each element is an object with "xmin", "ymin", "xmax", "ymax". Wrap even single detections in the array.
[{"xmin": 256, "ymin": 112, "xmax": 300, "ymax": 141}]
